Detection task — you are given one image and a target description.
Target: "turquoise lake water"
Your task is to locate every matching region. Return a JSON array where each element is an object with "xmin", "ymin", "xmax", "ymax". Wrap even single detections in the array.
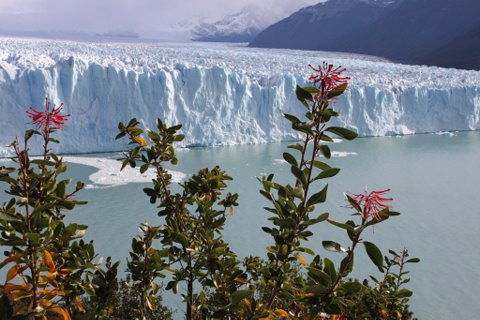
[{"xmin": 2, "ymin": 131, "xmax": 480, "ymax": 319}]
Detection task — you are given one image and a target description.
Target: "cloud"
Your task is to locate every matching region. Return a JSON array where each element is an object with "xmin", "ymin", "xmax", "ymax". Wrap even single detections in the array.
[
  {"xmin": 0, "ymin": 0, "xmax": 321, "ymax": 38},
  {"xmin": 0, "ymin": 0, "xmax": 43, "ymax": 15}
]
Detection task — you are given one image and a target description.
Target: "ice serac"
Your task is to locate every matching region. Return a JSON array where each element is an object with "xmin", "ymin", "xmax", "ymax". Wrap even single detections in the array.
[{"xmin": 0, "ymin": 38, "xmax": 479, "ymax": 155}]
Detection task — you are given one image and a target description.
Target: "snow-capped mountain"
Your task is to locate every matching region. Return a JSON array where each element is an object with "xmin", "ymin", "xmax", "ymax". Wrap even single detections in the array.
[
  {"xmin": 0, "ymin": 37, "xmax": 479, "ymax": 155},
  {"xmin": 190, "ymin": 5, "xmax": 271, "ymax": 42}
]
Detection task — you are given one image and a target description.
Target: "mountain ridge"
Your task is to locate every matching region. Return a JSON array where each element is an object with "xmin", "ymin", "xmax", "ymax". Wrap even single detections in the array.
[{"xmin": 249, "ymin": 0, "xmax": 480, "ymax": 70}]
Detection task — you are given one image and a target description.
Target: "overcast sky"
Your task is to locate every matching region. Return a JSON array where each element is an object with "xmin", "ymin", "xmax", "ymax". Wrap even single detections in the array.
[{"xmin": 0, "ymin": 0, "xmax": 321, "ymax": 39}]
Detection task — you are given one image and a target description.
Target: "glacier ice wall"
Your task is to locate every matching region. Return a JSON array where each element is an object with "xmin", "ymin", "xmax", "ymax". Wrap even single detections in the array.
[{"xmin": 0, "ymin": 37, "xmax": 479, "ymax": 154}]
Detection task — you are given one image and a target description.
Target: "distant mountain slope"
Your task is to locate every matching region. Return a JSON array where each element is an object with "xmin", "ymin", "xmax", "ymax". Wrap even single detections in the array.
[
  {"xmin": 249, "ymin": 0, "xmax": 480, "ymax": 70},
  {"xmin": 418, "ymin": 23, "xmax": 480, "ymax": 70},
  {"xmin": 191, "ymin": 6, "xmax": 268, "ymax": 42},
  {"xmin": 249, "ymin": 0, "xmax": 402, "ymax": 50},
  {"xmin": 335, "ymin": 0, "xmax": 480, "ymax": 63}
]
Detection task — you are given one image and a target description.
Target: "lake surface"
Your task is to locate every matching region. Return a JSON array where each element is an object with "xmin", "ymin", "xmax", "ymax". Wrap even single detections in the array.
[{"xmin": 2, "ymin": 131, "xmax": 480, "ymax": 319}]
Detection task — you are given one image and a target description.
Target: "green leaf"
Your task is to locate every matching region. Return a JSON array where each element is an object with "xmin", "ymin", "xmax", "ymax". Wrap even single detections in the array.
[
  {"xmin": 340, "ymin": 254, "xmax": 354, "ymax": 276},
  {"xmin": 302, "ymin": 86, "xmax": 320, "ymax": 94},
  {"xmin": 292, "ymin": 122, "xmax": 314, "ymax": 135},
  {"xmin": 323, "ymin": 258, "xmax": 337, "ymax": 280},
  {"xmin": 55, "ymin": 181, "xmax": 67, "ymax": 197},
  {"xmin": 291, "ymin": 166, "xmax": 307, "ymax": 186},
  {"xmin": 312, "ymin": 160, "xmax": 331, "ymax": 171},
  {"xmin": 167, "ymin": 124, "xmax": 182, "ymax": 134},
  {"xmin": 0, "ymin": 167, "xmax": 15, "ymax": 175},
  {"xmin": 296, "ymin": 85, "xmax": 313, "ymax": 103},
  {"xmin": 0, "ymin": 212, "xmax": 21, "ymax": 222},
  {"xmin": 364, "ymin": 241, "xmax": 384, "ymax": 271},
  {"xmin": 283, "ymin": 152, "xmax": 298, "ymax": 167},
  {"xmin": 25, "ymin": 129, "xmax": 40, "ymax": 141},
  {"xmin": 326, "ymin": 83, "xmax": 348, "ymax": 99},
  {"xmin": 127, "ymin": 118, "xmax": 139, "ymax": 128},
  {"xmin": 26, "ymin": 233, "xmax": 40, "ymax": 246},
  {"xmin": 284, "ymin": 113, "xmax": 301, "ymax": 123},
  {"xmin": 140, "ymin": 164, "xmax": 149, "ymax": 174},
  {"xmin": 231, "ymin": 290, "xmax": 254, "ymax": 306},
  {"xmin": 306, "ymin": 212, "xmax": 329, "ymax": 226},
  {"xmin": 306, "ymin": 185, "xmax": 328, "ymax": 207},
  {"xmin": 396, "ymin": 288, "xmax": 413, "ymax": 298},
  {"xmin": 307, "ymin": 267, "xmax": 331, "ymax": 286},
  {"xmin": 288, "ymin": 143, "xmax": 304, "ymax": 153},
  {"xmin": 320, "ymin": 145, "xmax": 331, "ymax": 159},
  {"xmin": 175, "ymin": 233, "xmax": 189, "ymax": 248},
  {"xmin": 322, "ymin": 240, "xmax": 346, "ymax": 253},
  {"xmin": 314, "ymin": 168, "xmax": 340, "ymax": 180},
  {"xmin": 173, "ymin": 134, "xmax": 185, "ymax": 142},
  {"xmin": 406, "ymin": 258, "xmax": 420, "ymax": 263},
  {"xmin": 31, "ymin": 159, "xmax": 56, "ymax": 166},
  {"xmin": 325, "ymin": 127, "xmax": 358, "ymax": 140},
  {"xmin": 345, "ymin": 194, "xmax": 362, "ymax": 212},
  {"xmin": 327, "ymin": 219, "xmax": 355, "ymax": 232},
  {"xmin": 306, "ymin": 284, "xmax": 329, "ymax": 295},
  {"xmin": 342, "ymin": 281, "xmax": 363, "ymax": 293},
  {"xmin": 115, "ymin": 132, "xmax": 126, "ymax": 140}
]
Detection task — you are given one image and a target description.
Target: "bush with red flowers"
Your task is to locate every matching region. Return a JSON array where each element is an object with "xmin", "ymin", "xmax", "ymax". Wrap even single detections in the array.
[{"xmin": 0, "ymin": 64, "xmax": 418, "ymax": 320}]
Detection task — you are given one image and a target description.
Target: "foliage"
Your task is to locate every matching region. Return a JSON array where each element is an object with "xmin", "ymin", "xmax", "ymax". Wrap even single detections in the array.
[
  {"xmin": 0, "ymin": 62, "xmax": 419, "ymax": 319},
  {"xmin": 79, "ymin": 276, "xmax": 172, "ymax": 320},
  {"xmin": 0, "ymin": 98, "xmax": 116, "ymax": 319},
  {"xmin": 116, "ymin": 62, "xmax": 419, "ymax": 319}
]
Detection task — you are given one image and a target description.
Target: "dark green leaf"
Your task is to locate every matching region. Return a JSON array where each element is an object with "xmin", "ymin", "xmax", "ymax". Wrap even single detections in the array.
[
  {"xmin": 140, "ymin": 164, "xmax": 149, "ymax": 174},
  {"xmin": 302, "ymin": 86, "xmax": 320, "ymax": 94},
  {"xmin": 306, "ymin": 284, "xmax": 329, "ymax": 295},
  {"xmin": 312, "ymin": 160, "xmax": 331, "ymax": 171},
  {"xmin": 231, "ymin": 290, "xmax": 254, "ymax": 306},
  {"xmin": 306, "ymin": 185, "xmax": 328, "ymax": 207},
  {"xmin": 291, "ymin": 166, "xmax": 307, "ymax": 186},
  {"xmin": 327, "ymin": 219, "xmax": 354, "ymax": 232},
  {"xmin": 25, "ymin": 130, "xmax": 40, "ymax": 141},
  {"xmin": 0, "ymin": 212, "xmax": 21, "ymax": 222},
  {"xmin": 288, "ymin": 143, "xmax": 304, "ymax": 153},
  {"xmin": 296, "ymin": 85, "xmax": 313, "ymax": 103},
  {"xmin": 342, "ymin": 281, "xmax": 363, "ymax": 293},
  {"xmin": 283, "ymin": 152, "xmax": 298, "ymax": 167},
  {"xmin": 326, "ymin": 83, "xmax": 348, "ymax": 99},
  {"xmin": 396, "ymin": 288, "xmax": 413, "ymax": 298},
  {"xmin": 284, "ymin": 113, "xmax": 301, "ymax": 124},
  {"xmin": 323, "ymin": 258, "xmax": 336, "ymax": 280},
  {"xmin": 307, "ymin": 267, "xmax": 331, "ymax": 286},
  {"xmin": 325, "ymin": 127, "xmax": 358, "ymax": 140},
  {"xmin": 314, "ymin": 168, "xmax": 340, "ymax": 180},
  {"xmin": 364, "ymin": 241, "xmax": 384, "ymax": 271},
  {"xmin": 173, "ymin": 134, "xmax": 185, "ymax": 142},
  {"xmin": 320, "ymin": 145, "xmax": 331, "ymax": 159},
  {"xmin": 31, "ymin": 159, "xmax": 56, "ymax": 166}
]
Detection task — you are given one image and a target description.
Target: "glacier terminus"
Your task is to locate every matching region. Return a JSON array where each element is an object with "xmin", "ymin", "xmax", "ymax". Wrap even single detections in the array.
[{"xmin": 0, "ymin": 37, "xmax": 479, "ymax": 155}]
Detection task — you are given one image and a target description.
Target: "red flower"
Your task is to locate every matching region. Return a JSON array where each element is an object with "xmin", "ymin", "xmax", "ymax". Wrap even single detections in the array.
[
  {"xmin": 309, "ymin": 62, "xmax": 350, "ymax": 94},
  {"xmin": 26, "ymin": 97, "xmax": 69, "ymax": 132},
  {"xmin": 348, "ymin": 188, "xmax": 392, "ymax": 221}
]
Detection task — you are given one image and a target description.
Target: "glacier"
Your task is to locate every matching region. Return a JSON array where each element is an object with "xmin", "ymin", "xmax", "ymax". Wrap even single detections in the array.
[{"xmin": 0, "ymin": 37, "xmax": 479, "ymax": 155}]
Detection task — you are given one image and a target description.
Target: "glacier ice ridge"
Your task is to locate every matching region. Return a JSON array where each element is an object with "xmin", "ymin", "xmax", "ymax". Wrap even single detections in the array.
[{"xmin": 0, "ymin": 37, "xmax": 479, "ymax": 155}]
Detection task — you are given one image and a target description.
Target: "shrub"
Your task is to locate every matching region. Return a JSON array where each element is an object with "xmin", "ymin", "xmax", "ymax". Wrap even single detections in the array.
[
  {"xmin": 116, "ymin": 63, "xmax": 419, "ymax": 319},
  {"xmin": 0, "ymin": 63, "xmax": 418, "ymax": 319}
]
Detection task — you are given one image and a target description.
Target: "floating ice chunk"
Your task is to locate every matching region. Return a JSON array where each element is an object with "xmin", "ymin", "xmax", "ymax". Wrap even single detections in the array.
[
  {"xmin": 62, "ymin": 156, "xmax": 186, "ymax": 188},
  {"xmin": 435, "ymin": 131, "xmax": 456, "ymax": 136}
]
